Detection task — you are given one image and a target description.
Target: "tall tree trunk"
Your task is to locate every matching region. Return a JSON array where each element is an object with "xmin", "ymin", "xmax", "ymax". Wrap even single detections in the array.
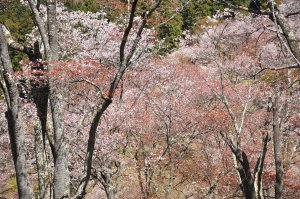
[
  {"xmin": 49, "ymin": 82, "xmax": 70, "ymax": 199},
  {"xmin": 267, "ymin": 0, "xmax": 300, "ymax": 65},
  {"xmin": 221, "ymin": 132, "xmax": 262, "ymax": 199},
  {"xmin": 35, "ymin": 121, "xmax": 51, "ymax": 199},
  {"xmin": 33, "ymin": 89, "xmax": 51, "ymax": 198},
  {"xmin": 0, "ymin": 24, "xmax": 32, "ymax": 199},
  {"xmin": 46, "ymin": 0, "xmax": 71, "ymax": 198},
  {"xmin": 235, "ymin": 150, "xmax": 256, "ymax": 199},
  {"xmin": 253, "ymin": 133, "xmax": 269, "ymax": 199},
  {"xmin": 272, "ymin": 95, "xmax": 283, "ymax": 199},
  {"xmin": 74, "ymin": 98, "xmax": 112, "ymax": 199}
]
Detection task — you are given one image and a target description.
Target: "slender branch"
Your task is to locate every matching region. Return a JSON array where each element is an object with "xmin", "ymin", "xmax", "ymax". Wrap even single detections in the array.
[
  {"xmin": 285, "ymin": 12, "xmax": 300, "ymax": 17},
  {"xmin": 110, "ymin": 0, "xmax": 161, "ymax": 97},
  {"xmin": 217, "ymin": 62, "xmax": 239, "ymax": 136},
  {"xmin": 254, "ymin": 63, "xmax": 299, "ymax": 77},
  {"xmin": 154, "ymin": 0, "xmax": 191, "ymax": 29},
  {"xmin": 119, "ymin": 0, "xmax": 138, "ymax": 65},
  {"xmin": 71, "ymin": 79, "xmax": 103, "ymax": 96},
  {"xmin": 28, "ymin": 0, "xmax": 50, "ymax": 58},
  {"xmin": 8, "ymin": 42, "xmax": 33, "ymax": 56},
  {"xmin": 125, "ymin": 0, "xmax": 162, "ymax": 66},
  {"xmin": 238, "ymin": 86, "xmax": 251, "ymax": 135}
]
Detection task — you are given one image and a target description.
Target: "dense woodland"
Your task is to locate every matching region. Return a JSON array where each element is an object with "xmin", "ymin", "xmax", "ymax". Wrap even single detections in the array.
[{"xmin": 0, "ymin": 0, "xmax": 300, "ymax": 198}]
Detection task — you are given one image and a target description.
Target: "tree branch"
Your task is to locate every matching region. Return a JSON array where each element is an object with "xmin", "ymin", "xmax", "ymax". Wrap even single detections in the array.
[
  {"xmin": 253, "ymin": 132, "xmax": 270, "ymax": 198},
  {"xmin": 119, "ymin": 0, "xmax": 139, "ymax": 66},
  {"xmin": 28, "ymin": 0, "xmax": 50, "ymax": 58},
  {"xmin": 254, "ymin": 63, "xmax": 299, "ymax": 77},
  {"xmin": 125, "ymin": 0, "xmax": 162, "ymax": 66},
  {"xmin": 285, "ymin": 11, "xmax": 300, "ymax": 17}
]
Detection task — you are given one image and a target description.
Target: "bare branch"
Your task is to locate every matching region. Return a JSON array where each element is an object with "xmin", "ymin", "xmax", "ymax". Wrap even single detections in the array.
[
  {"xmin": 238, "ymin": 86, "xmax": 251, "ymax": 135},
  {"xmin": 71, "ymin": 79, "xmax": 103, "ymax": 96},
  {"xmin": 119, "ymin": 0, "xmax": 139, "ymax": 66},
  {"xmin": 216, "ymin": 62, "xmax": 240, "ymax": 136},
  {"xmin": 267, "ymin": 0, "xmax": 300, "ymax": 65},
  {"xmin": 28, "ymin": 0, "xmax": 50, "ymax": 58},
  {"xmin": 285, "ymin": 11, "xmax": 300, "ymax": 17},
  {"xmin": 254, "ymin": 63, "xmax": 299, "ymax": 77},
  {"xmin": 126, "ymin": 0, "xmax": 162, "ymax": 66},
  {"xmin": 110, "ymin": 0, "xmax": 161, "ymax": 97}
]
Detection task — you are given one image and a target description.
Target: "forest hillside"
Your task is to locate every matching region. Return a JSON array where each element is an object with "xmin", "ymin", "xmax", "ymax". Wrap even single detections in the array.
[{"xmin": 0, "ymin": 0, "xmax": 300, "ymax": 198}]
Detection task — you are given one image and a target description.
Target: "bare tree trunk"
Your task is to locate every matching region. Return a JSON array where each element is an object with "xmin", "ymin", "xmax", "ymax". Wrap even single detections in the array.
[
  {"xmin": 267, "ymin": 0, "xmax": 300, "ymax": 64},
  {"xmin": 74, "ymin": 97, "xmax": 112, "ymax": 198},
  {"xmin": 97, "ymin": 160, "xmax": 120, "ymax": 199},
  {"xmin": 272, "ymin": 95, "xmax": 283, "ymax": 199},
  {"xmin": 72, "ymin": 1, "xmax": 162, "ymax": 198},
  {"xmin": 35, "ymin": 122, "xmax": 51, "ymax": 199},
  {"xmin": 235, "ymin": 149, "xmax": 256, "ymax": 199},
  {"xmin": 220, "ymin": 131, "xmax": 270, "ymax": 199},
  {"xmin": 254, "ymin": 133, "xmax": 269, "ymax": 199},
  {"xmin": 165, "ymin": 127, "xmax": 174, "ymax": 199},
  {"xmin": 217, "ymin": 67, "xmax": 257, "ymax": 199},
  {"xmin": 0, "ymin": 24, "xmax": 32, "ymax": 199},
  {"xmin": 50, "ymin": 87, "xmax": 70, "ymax": 199},
  {"xmin": 46, "ymin": 0, "xmax": 71, "ymax": 197}
]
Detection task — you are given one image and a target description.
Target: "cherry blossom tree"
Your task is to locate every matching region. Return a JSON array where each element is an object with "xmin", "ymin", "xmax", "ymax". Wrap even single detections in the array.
[
  {"xmin": 1, "ymin": 0, "xmax": 162, "ymax": 198},
  {"xmin": 1, "ymin": 1, "xmax": 300, "ymax": 199},
  {"xmin": 178, "ymin": 4, "xmax": 300, "ymax": 197}
]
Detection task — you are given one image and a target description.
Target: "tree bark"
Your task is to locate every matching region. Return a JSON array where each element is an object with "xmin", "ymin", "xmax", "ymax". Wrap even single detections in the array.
[
  {"xmin": 235, "ymin": 149, "xmax": 256, "ymax": 199},
  {"xmin": 220, "ymin": 131, "xmax": 267, "ymax": 199},
  {"xmin": 254, "ymin": 133, "xmax": 269, "ymax": 199},
  {"xmin": 50, "ymin": 86, "xmax": 70, "ymax": 199},
  {"xmin": 0, "ymin": 24, "xmax": 32, "ymax": 199},
  {"xmin": 35, "ymin": 122, "xmax": 51, "ymax": 199},
  {"xmin": 272, "ymin": 95, "xmax": 283, "ymax": 199},
  {"xmin": 74, "ymin": 97, "xmax": 112, "ymax": 199},
  {"xmin": 45, "ymin": 0, "xmax": 71, "ymax": 198},
  {"xmin": 268, "ymin": 0, "xmax": 300, "ymax": 64}
]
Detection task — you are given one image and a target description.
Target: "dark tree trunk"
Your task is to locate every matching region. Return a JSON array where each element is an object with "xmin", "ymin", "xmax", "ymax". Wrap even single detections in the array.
[
  {"xmin": 34, "ymin": 121, "xmax": 51, "ymax": 199},
  {"xmin": 272, "ymin": 95, "xmax": 283, "ymax": 199},
  {"xmin": 235, "ymin": 149, "xmax": 256, "ymax": 199}
]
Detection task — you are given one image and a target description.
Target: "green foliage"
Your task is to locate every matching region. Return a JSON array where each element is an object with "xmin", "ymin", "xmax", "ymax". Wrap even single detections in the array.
[
  {"xmin": 65, "ymin": 0, "xmax": 100, "ymax": 13},
  {"xmin": 0, "ymin": 0, "xmax": 34, "ymax": 70},
  {"xmin": 0, "ymin": 0, "xmax": 34, "ymax": 43},
  {"xmin": 9, "ymin": 49, "xmax": 24, "ymax": 71},
  {"xmin": 156, "ymin": 0, "xmax": 183, "ymax": 54},
  {"xmin": 65, "ymin": 0, "xmax": 128, "ymax": 22},
  {"xmin": 65, "ymin": 0, "xmax": 269, "ymax": 55},
  {"xmin": 248, "ymin": 0, "xmax": 282, "ymax": 10},
  {"xmin": 157, "ymin": 0, "xmax": 253, "ymax": 54},
  {"xmin": 157, "ymin": 18, "xmax": 183, "ymax": 54},
  {"xmin": 181, "ymin": 0, "xmax": 220, "ymax": 31}
]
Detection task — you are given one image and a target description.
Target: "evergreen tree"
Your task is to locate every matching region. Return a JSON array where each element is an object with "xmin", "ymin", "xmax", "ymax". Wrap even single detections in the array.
[{"xmin": 157, "ymin": 0, "xmax": 183, "ymax": 54}]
